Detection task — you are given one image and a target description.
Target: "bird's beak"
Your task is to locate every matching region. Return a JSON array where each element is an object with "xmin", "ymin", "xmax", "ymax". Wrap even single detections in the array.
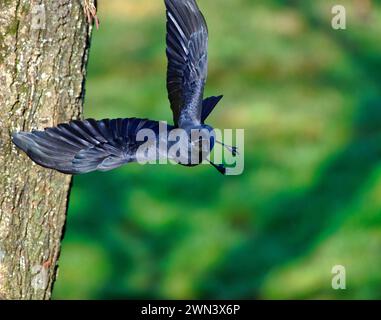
[{"xmin": 208, "ymin": 160, "xmax": 227, "ymax": 175}]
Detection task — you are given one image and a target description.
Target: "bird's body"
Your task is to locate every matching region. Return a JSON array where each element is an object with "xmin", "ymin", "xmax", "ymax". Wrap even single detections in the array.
[{"xmin": 12, "ymin": 0, "xmax": 233, "ymax": 175}]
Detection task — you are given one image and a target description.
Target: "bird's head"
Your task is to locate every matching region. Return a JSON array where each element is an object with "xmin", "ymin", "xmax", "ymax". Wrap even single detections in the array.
[
  {"xmin": 173, "ymin": 124, "xmax": 215, "ymax": 167},
  {"xmin": 189, "ymin": 124, "xmax": 216, "ymax": 154},
  {"xmin": 190, "ymin": 124, "xmax": 239, "ymax": 176}
]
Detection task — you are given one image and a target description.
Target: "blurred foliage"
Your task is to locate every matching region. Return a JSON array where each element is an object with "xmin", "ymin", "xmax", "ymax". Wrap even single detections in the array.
[{"xmin": 53, "ymin": 0, "xmax": 381, "ymax": 299}]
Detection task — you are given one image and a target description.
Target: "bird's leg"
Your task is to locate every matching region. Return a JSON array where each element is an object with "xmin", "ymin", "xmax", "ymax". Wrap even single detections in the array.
[
  {"xmin": 207, "ymin": 160, "xmax": 227, "ymax": 175},
  {"xmin": 216, "ymin": 141, "xmax": 239, "ymax": 156}
]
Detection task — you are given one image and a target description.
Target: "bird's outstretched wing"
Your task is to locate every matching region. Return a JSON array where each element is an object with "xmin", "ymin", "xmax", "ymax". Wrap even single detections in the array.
[
  {"xmin": 165, "ymin": 0, "xmax": 208, "ymax": 127},
  {"xmin": 12, "ymin": 118, "xmax": 161, "ymax": 174}
]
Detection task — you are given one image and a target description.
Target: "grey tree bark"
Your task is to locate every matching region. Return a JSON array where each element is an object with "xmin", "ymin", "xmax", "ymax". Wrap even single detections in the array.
[{"xmin": 0, "ymin": 0, "xmax": 93, "ymax": 299}]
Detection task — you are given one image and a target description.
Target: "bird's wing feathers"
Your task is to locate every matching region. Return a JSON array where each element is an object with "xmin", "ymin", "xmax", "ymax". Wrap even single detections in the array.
[
  {"xmin": 165, "ymin": 0, "xmax": 208, "ymax": 126},
  {"xmin": 12, "ymin": 118, "xmax": 160, "ymax": 174}
]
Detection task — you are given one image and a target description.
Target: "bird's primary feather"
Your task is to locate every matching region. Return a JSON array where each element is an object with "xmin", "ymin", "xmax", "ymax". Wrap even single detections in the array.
[
  {"xmin": 165, "ymin": 0, "xmax": 209, "ymax": 127},
  {"xmin": 12, "ymin": 118, "xmax": 162, "ymax": 174}
]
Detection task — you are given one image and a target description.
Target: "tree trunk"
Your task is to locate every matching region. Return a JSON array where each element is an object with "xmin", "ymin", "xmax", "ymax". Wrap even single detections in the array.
[{"xmin": 0, "ymin": 0, "xmax": 93, "ymax": 299}]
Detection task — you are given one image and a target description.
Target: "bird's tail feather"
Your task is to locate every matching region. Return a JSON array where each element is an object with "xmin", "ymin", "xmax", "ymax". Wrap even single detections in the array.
[{"xmin": 201, "ymin": 95, "xmax": 223, "ymax": 123}]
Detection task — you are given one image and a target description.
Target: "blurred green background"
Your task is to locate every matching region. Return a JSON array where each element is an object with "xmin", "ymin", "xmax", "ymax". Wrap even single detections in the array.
[{"xmin": 52, "ymin": 0, "xmax": 381, "ymax": 299}]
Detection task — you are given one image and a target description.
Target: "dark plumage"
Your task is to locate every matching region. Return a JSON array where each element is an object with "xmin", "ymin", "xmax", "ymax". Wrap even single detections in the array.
[
  {"xmin": 12, "ymin": 0, "xmax": 233, "ymax": 175},
  {"xmin": 13, "ymin": 118, "xmax": 165, "ymax": 174}
]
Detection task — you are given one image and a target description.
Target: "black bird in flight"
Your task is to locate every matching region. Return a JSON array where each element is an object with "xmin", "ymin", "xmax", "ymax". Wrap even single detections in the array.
[{"xmin": 12, "ymin": 0, "xmax": 236, "ymax": 175}]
